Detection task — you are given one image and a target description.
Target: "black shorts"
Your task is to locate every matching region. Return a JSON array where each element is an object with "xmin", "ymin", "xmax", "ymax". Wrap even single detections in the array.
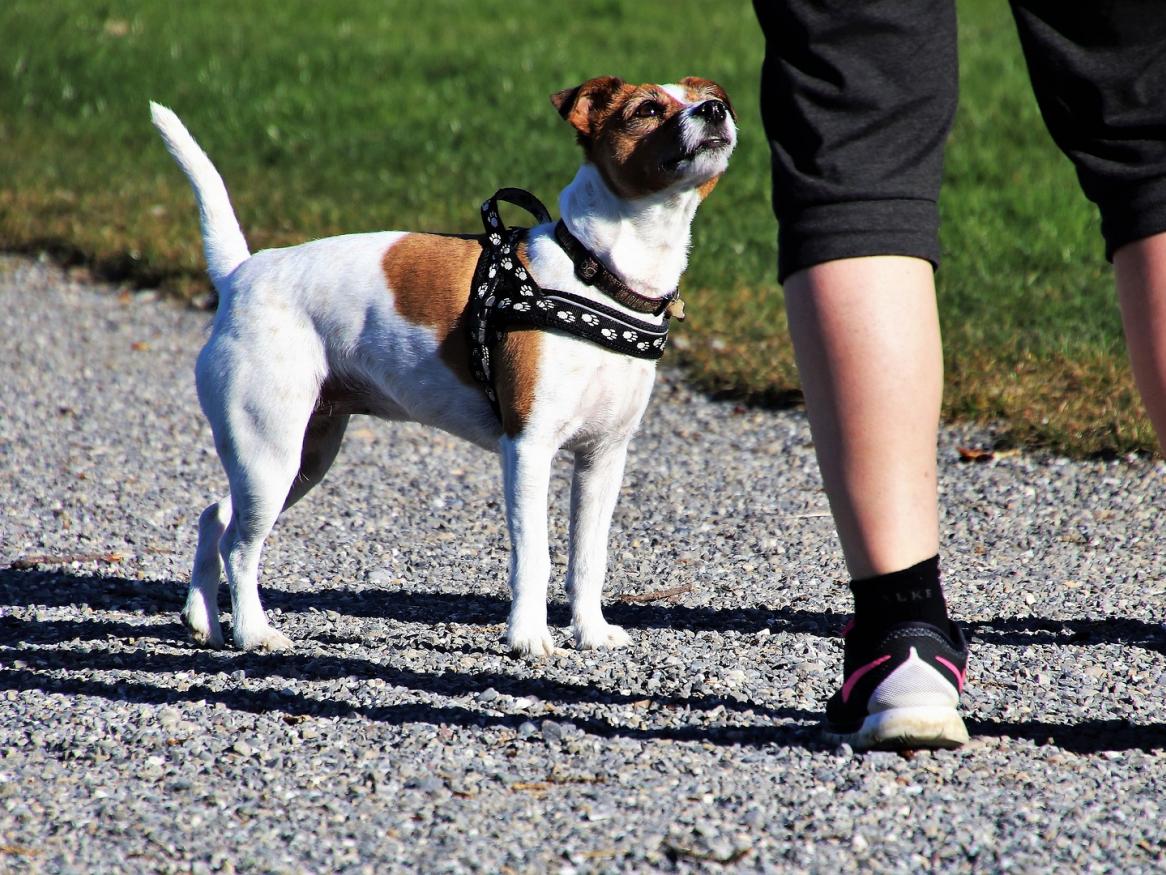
[{"xmin": 755, "ymin": 0, "xmax": 1166, "ymax": 282}]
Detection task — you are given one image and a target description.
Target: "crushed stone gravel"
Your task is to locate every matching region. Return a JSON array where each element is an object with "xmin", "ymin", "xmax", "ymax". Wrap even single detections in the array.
[{"xmin": 2, "ymin": 254, "xmax": 1166, "ymax": 873}]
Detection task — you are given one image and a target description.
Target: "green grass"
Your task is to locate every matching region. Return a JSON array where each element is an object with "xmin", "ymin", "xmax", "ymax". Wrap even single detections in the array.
[{"xmin": 0, "ymin": 0, "xmax": 1153, "ymax": 455}]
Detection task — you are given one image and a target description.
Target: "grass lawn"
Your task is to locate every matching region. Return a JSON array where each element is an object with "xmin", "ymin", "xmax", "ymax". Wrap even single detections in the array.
[{"xmin": 0, "ymin": 0, "xmax": 1154, "ymax": 455}]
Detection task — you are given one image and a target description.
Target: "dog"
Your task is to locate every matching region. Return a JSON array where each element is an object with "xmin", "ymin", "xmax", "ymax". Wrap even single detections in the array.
[{"xmin": 150, "ymin": 76, "xmax": 736, "ymax": 656}]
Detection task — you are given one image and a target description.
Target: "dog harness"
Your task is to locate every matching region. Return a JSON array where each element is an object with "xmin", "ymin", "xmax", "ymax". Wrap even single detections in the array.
[{"xmin": 467, "ymin": 188, "xmax": 682, "ymax": 415}]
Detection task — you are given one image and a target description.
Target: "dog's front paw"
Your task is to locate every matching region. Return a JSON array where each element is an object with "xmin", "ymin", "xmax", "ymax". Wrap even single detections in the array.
[
  {"xmin": 233, "ymin": 622, "xmax": 293, "ymax": 653},
  {"xmin": 574, "ymin": 621, "xmax": 631, "ymax": 651},
  {"xmin": 506, "ymin": 624, "xmax": 558, "ymax": 657}
]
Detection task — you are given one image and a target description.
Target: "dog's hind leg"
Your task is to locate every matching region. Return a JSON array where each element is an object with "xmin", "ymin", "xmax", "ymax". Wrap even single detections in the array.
[
  {"xmin": 567, "ymin": 439, "xmax": 633, "ymax": 650},
  {"xmin": 183, "ymin": 495, "xmax": 232, "ymax": 647},
  {"xmin": 283, "ymin": 413, "xmax": 350, "ymax": 511},
  {"xmin": 217, "ymin": 433, "xmax": 308, "ymax": 651},
  {"xmin": 183, "ymin": 412, "xmax": 348, "ymax": 650},
  {"xmin": 199, "ymin": 331, "xmax": 325, "ymax": 652}
]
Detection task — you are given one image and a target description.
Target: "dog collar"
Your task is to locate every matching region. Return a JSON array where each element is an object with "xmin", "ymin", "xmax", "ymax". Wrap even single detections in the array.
[
  {"xmin": 553, "ymin": 220, "xmax": 680, "ymax": 317},
  {"xmin": 468, "ymin": 188, "xmax": 674, "ymax": 416}
]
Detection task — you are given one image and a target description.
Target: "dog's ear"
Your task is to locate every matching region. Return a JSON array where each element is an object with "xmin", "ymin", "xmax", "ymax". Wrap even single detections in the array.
[
  {"xmin": 678, "ymin": 76, "xmax": 737, "ymax": 120},
  {"xmin": 550, "ymin": 76, "xmax": 626, "ymax": 141}
]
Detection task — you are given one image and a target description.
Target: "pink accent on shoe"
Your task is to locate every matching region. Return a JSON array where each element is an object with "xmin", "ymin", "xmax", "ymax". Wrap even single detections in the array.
[
  {"xmin": 842, "ymin": 654, "xmax": 892, "ymax": 703},
  {"xmin": 935, "ymin": 655, "xmax": 966, "ymax": 692},
  {"xmin": 839, "ymin": 618, "xmax": 856, "ymax": 638}
]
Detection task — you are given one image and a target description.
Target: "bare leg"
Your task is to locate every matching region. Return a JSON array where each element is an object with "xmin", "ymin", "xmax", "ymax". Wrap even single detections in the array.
[
  {"xmin": 783, "ymin": 255, "xmax": 943, "ymax": 579},
  {"xmin": 1115, "ymin": 231, "xmax": 1166, "ymax": 453}
]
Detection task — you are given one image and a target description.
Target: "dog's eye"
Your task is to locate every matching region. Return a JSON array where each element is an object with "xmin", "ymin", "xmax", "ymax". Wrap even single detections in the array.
[{"xmin": 634, "ymin": 101, "xmax": 663, "ymax": 119}]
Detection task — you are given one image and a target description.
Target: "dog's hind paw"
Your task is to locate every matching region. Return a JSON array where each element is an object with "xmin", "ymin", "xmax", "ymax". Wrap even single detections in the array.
[
  {"xmin": 233, "ymin": 623, "xmax": 294, "ymax": 653},
  {"xmin": 574, "ymin": 621, "xmax": 631, "ymax": 650},
  {"xmin": 181, "ymin": 607, "xmax": 225, "ymax": 649}
]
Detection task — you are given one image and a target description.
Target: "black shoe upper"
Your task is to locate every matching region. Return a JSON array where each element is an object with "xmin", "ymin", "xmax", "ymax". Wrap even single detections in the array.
[{"xmin": 825, "ymin": 620, "xmax": 968, "ymax": 734}]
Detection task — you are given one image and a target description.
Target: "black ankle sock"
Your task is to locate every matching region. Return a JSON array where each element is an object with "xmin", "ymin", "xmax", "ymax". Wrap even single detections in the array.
[{"xmin": 850, "ymin": 555, "xmax": 948, "ymax": 631}]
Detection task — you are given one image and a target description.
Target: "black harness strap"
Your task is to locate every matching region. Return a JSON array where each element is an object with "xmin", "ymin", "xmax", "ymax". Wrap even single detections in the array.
[{"xmin": 467, "ymin": 189, "xmax": 672, "ymax": 416}]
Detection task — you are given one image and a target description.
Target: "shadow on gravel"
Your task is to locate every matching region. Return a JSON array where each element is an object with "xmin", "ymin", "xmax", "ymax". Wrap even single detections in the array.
[
  {"xmin": 0, "ymin": 568, "xmax": 181, "ymax": 612},
  {"xmin": 0, "ymin": 566, "xmax": 846, "ymax": 636},
  {"xmin": 965, "ymin": 717, "xmax": 1166, "ymax": 754},
  {"xmin": 0, "ymin": 642, "xmax": 821, "ymax": 750},
  {"xmin": 0, "ymin": 567, "xmax": 823, "ymax": 748},
  {"xmin": 4, "ymin": 567, "xmax": 1165, "ymax": 650},
  {"xmin": 964, "ymin": 615, "xmax": 1166, "ymax": 656},
  {"xmin": 0, "ymin": 661, "xmax": 822, "ymax": 748},
  {"xmin": 5, "ymin": 568, "xmax": 1166, "ymax": 752}
]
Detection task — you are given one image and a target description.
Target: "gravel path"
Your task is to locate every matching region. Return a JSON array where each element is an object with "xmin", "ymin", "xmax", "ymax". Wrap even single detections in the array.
[{"xmin": 2, "ymin": 254, "xmax": 1166, "ymax": 873}]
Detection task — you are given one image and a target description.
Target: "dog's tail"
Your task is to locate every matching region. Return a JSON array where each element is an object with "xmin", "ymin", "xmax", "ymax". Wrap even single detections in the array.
[{"xmin": 149, "ymin": 101, "xmax": 250, "ymax": 290}]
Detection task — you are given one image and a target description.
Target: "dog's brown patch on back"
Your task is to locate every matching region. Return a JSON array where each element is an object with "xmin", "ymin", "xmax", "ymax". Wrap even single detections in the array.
[
  {"xmin": 494, "ymin": 240, "xmax": 542, "ymax": 436},
  {"xmin": 382, "ymin": 233, "xmax": 542, "ymax": 435},
  {"xmin": 382, "ymin": 233, "xmax": 479, "ymax": 387}
]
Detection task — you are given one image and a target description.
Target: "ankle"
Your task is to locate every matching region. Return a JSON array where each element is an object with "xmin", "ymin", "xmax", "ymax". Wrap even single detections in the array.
[{"xmin": 849, "ymin": 555, "xmax": 948, "ymax": 631}]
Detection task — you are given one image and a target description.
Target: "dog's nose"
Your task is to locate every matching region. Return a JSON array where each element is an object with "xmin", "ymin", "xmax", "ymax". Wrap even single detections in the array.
[{"xmin": 695, "ymin": 99, "xmax": 727, "ymax": 124}]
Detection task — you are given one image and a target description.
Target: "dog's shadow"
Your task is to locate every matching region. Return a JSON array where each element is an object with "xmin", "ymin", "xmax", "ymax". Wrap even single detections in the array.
[{"xmin": 2, "ymin": 566, "xmax": 1165, "ymax": 753}]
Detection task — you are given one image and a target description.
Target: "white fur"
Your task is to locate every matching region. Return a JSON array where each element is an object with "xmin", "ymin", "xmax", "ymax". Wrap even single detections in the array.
[
  {"xmin": 150, "ymin": 103, "xmax": 249, "ymax": 287},
  {"xmin": 150, "ymin": 89, "xmax": 734, "ymax": 655}
]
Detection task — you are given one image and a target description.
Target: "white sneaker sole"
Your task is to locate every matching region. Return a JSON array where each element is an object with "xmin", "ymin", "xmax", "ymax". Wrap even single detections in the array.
[{"xmin": 825, "ymin": 705, "xmax": 969, "ymax": 751}]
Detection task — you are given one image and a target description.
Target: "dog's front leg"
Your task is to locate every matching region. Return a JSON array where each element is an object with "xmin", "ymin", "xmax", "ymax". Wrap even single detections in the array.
[
  {"xmin": 567, "ymin": 439, "xmax": 632, "ymax": 650},
  {"xmin": 500, "ymin": 436, "xmax": 557, "ymax": 656}
]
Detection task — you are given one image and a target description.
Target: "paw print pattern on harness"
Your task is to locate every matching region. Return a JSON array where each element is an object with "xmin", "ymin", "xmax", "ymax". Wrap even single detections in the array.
[{"xmin": 467, "ymin": 188, "xmax": 672, "ymax": 422}]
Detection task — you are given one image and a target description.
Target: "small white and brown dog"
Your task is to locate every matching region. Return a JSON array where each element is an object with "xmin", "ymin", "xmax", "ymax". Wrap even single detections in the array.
[{"xmin": 150, "ymin": 76, "xmax": 736, "ymax": 656}]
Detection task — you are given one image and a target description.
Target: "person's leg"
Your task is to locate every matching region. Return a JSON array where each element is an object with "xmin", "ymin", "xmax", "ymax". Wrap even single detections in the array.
[
  {"xmin": 755, "ymin": 0, "xmax": 955, "ymax": 578},
  {"xmin": 756, "ymin": 0, "xmax": 968, "ymax": 748},
  {"xmin": 1116, "ymin": 232, "xmax": 1166, "ymax": 452},
  {"xmin": 1011, "ymin": 4, "xmax": 1166, "ymax": 449},
  {"xmin": 784, "ymin": 255, "xmax": 942, "ymax": 580},
  {"xmin": 786, "ymin": 256, "xmax": 967, "ymax": 750}
]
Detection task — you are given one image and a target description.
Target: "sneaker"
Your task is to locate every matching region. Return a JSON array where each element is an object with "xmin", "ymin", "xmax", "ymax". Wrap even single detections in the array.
[{"xmin": 824, "ymin": 620, "xmax": 969, "ymax": 750}]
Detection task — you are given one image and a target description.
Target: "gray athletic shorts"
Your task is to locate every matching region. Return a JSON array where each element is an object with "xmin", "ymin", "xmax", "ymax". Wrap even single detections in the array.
[{"xmin": 755, "ymin": 0, "xmax": 1166, "ymax": 282}]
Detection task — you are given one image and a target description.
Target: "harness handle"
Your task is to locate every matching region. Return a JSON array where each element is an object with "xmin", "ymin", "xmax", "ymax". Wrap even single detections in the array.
[{"xmin": 481, "ymin": 188, "xmax": 553, "ymax": 233}]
